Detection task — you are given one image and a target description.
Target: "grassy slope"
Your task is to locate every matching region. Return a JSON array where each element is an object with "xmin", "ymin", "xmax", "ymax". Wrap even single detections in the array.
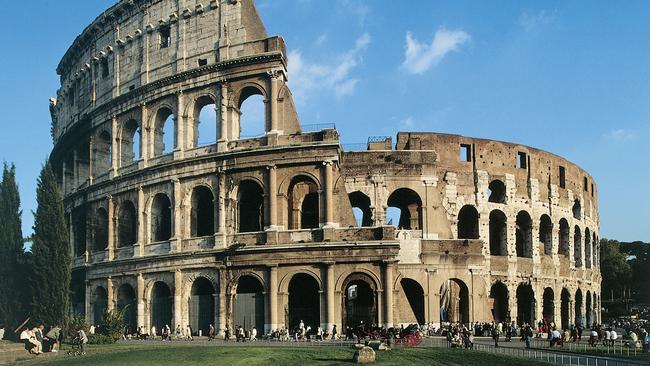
[{"xmin": 19, "ymin": 345, "xmax": 553, "ymax": 366}]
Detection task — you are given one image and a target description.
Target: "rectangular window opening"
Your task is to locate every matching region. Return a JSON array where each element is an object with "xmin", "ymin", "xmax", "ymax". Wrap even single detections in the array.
[
  {"xmin": 198, "ymin": 58, "xmax": 208, "ymax": 67},
  {"xmin": 460, "ymin": 144, "xmax": 471, "ymax": 162},
  {"xmin": 101, "ymin": 59, "xmax": 109, "ymax": 79},
  {"xmin": 159, "ymin": 27, "xmax": 171, "ymax": 49},
  {"xmin": 559, "ymin": 166, "xmax": 566, "ymax": 188},
  {"xmin": 584, "ymin": 177, "xmax": 588, "ymax": 191},
  {"xmin": 517, "ymin": 151, "xmax": 527, "ymax": 169},
  {"xmin": 591, "ymin": 183, "xmax": 594, "ymax": 197}
]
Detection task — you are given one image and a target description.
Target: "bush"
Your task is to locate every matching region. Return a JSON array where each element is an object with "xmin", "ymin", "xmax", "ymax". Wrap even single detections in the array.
[
  {"xmin": 62, "ymin": 314, "xmax": 89, "ymax": 342},
  {"xmin": 98, "ymin": 308, "xmax": 125, "ymax": 342},
  {"xmin": 88, "ymin": 333, "xmax": 115, "ymax": 344}
]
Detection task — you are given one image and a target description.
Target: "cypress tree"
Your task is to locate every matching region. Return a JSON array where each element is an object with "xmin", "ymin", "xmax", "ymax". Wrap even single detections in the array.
[
  {"xmin": 0, "ymin": 163, "xmax": 25, "ymax": 330},
  {"xmin": 30, "ymin": 162, "xmax": 71, "ymax": 325}
]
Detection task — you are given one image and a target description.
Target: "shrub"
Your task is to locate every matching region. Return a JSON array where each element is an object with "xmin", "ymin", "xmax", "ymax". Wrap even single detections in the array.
[
  {"xmin": 88, "ymin": 333, "xmax": 114, "ymax": 344},
  {"xmin": 99, "ymin": 308, "xmax": 126, "ymax": 342},
  {"xmin": 63, "ymin": 314, "xmax": 89, "ymax": 342}
]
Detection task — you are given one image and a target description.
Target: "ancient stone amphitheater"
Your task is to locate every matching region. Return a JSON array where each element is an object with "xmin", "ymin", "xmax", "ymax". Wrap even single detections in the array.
[{"xmin": 49, "ymin": 0, "xmax": 601, "ymax": 337}]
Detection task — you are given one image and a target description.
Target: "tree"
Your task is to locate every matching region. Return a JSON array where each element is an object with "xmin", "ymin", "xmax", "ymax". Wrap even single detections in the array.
[
  {"xmin": 599, "ymin": 239, "xmax": 632, "ymax": 301},
  {"xmin": 0, "ymin": 162, "xmax": 26, "ymax": 329},
  {"xmin": 30, "ymin": 162, "xmax": 71, "ymax": 325}
]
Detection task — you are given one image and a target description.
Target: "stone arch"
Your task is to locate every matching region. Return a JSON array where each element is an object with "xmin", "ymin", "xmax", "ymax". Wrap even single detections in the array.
[
  {"xmin": 572, "ymin": 199, "xmax": 582, "ymax": 220},
  {"xmin": 542, "ymin": 287, "xmax": 554, "ymax": 322},
  {"xmin": 515, "ymin": 211, "xmax": 533, "ymax": 258},
  {"xmin": 490, "ymin": 280, "xmax": 509, "ymax": 323},
  {"xmin": 190, "ymin": 185, "xmax": 215, "ymax": 237},
  {"xmin": 228, "ymin": 271, "xmax": 268, "ymax": 295},
  {"xmin": 586, "ymin": 289, "xmax": 593, "ymax": 327},
  {"xmin": 119, "ymin": 119, "xmax": 140, "ymax": 165},
  {"xmin": 561, "ymin": 288, "xmax": 571, "ymax": 329},
  {"xmin": 236, "ymin": 83, "xmax": 267, "ymax": 139},
  {"xmin": 94, "ymin": 129, "xmax": 112, "ymax": 175},
  {"xmin": 399, "ymin": 277, "xmax": 425, "ymax": 325},
  {"xmin": 575, "ymin": 288, "xmax": 584, "ymax": 327},
  {"xmin": 487, "ymin": 179, "xmax": 507, "ymax": 203},
  {"xmin": 117, "ymin": 200, "xmax": 137, "ymax": 247},
  {"xmin": 189, "ymin": 277, "xmax": 215, "ymax": 336},
  {"xmin": 457, "ymin": 205, "xmax": 479, "ymax": 239},
  {"xmin": 440, "ymin": 278, "xmax": 469, "ymax": 324},
  {"xmin": 151, "ymin": 105, "xmax": 176, "ymax": 156},
  {"xmin": 149, "ymin": 192, "xmax": 172, "ymax": 242},
  {"xmin": 92, "ymin": 286, "xmax": 108, "ymax": 325},
  {"xmin": 341, "ymin": 272, "xmax": 379, "ymax": 329},
  {"xmin": 150, "ymin": 281, "xmax": 173, "ymax": 334},
  {"xmin": 516, "ymin": 282, "xmax": 535, "ymax": 325},
  {"xmin": 558, "ymin": 218, "xmax": 570, "ymax": 256},
  {"xmin": 585, "ymin": 228, "xmax": 592, "ymax": 268},
  {"xmin": 116, "ymin": 283, "xmax": 137, "ymax": 330},
  {"xmin": 232, "ymin": 274, "xmax": 265, "ymax": 331},
  {"xmin": 574, "ymin": 226, "xmax": 583, "ymax": 267},
  {"xmin": 237, "ymin": 179, "xmax": 265, "ymax": 232},
  {"xmin": 189, "ymin": 94, "xmax": 218, "ymax": 148},
  {"xmin": 287, "ymin": 273, "xmax": 321, "ymax": 331},
  {"xmin": 539, "ymin": 214, "xmax": 553, "ymax": 256},
  {"xmin": 277, "ymin": 171, "xmax": 322, "ymax": 195},
  {"xmin": 387, "ymin": 188, "xmax": 423, "ymax": 230},
  {"xmin": 348, "ymin": 191, "xmax": 372, "ymax": 227},
  {"xmin": 287, "ymin": 175, "xmax": 320, "ymax": 229},
  {"xmin": 93, "ymin": 207, "xmax": 109, "ymax": 252},
  {"xmin": 278, "ymin": 269, "xmax": 323, "ymax": 294},
  {"xmin": 489, "ymin": 209, "xmax": 507, "ymax": 256}
]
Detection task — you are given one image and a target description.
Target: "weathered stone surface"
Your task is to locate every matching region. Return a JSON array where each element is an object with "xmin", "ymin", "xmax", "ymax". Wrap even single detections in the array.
[{"xmin": 353, "ymin": 346, "xmax": 376, "ymax": 364}]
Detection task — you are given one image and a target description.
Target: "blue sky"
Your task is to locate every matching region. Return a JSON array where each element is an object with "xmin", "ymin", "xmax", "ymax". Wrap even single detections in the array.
[{"xmin": 0, "ymin": 1, "xmax": 648, "ymax": 242}]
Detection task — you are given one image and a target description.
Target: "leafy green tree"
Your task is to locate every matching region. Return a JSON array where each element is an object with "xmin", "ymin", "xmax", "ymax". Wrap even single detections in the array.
[
  {"xmin": 599, "ymin": 239, "xmax": 632, "ymax": 301},
  {"xmin": 100, "ymin": 307, "xmax": 126, "ymax": 342},
  {"xmin": 0, "ymin": 162, "xmax": 26, "ymax": 330},
  {"xmin": 30, "ymin": 162, "xmax": 71, "ymax": 325}
]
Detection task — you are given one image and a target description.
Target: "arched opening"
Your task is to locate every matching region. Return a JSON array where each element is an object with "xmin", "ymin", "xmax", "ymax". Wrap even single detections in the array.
[
  {"xmin": 234, "ymin": 275, "xmax": 265, "ymax": 331},
  {"xmin": 94, "ymin": 131, "xmax": 112, "ymax": 175},
  {"xmin": 238, "ymin": 180, "xmax": 264, "ymax": 233},
  {"xmin": 348, "ymin": 191, "xmax": 372, "ymax": 227},
  {"xmin": 561, "ymin": 288, "xmax": 571, "ymax": 329},
  {"xmin": 342, "ymin": 273, "xmax": 377, "ymax": 329},
  {"xmin": 516, "ymin": 283, "xmax": 535, "ymax": 325},
  {"xmin": 153, "ymin": 107, "xmax": 175, "ymax": 156},
  {"xmin": 93, "ymin": 287, "xmax": 108, "ymax": 325},
  {"xmin": 574, "ymin": 226, "xmax": 583, "ymax": 267},
  {"xmin": 440, "ymin": 279, "xmax": 469, "ymax": 325},
  {"xmin": 189, "ymin": 278, "xmax": 215, "ymax": 336},
  {"xmin": 94, "ymin": 208, "xmax": 108, "ymax": 252},
  {"xmin": 72, "ymin": 206, "xmax": 87, "ymax": 257},
  {"xmin": 120, "ymin": 119, "xmax": 140, "ymax": 165},
  {"xmin": 117, "ymin": 284, "xmax": 136, "ymax": 330},
  {"xmin": 151, "ymin": 282, "xmax": 173, "ymax": 333},
  {"xmin": 191, "ymin": 186, "xmax": 215, "ymax": 237},
  {"xmin": 400, "ymin": 278, "xmax": 425, "ymax": 325},
  {"xmin": 539, "ymin": 214, "xmax": 553, "ymax": 256},
  {"xmin": 515, "ymin": 211, "xmax": 533, "ymax": 258},
  {"xmin": 288, "ymin": 176, "xmax": 319, "ymax": 229},
  {"xmin": 118, "ymin": 201, "xmax": 137, "ymax": 247},
  {"xmin": 592, "ymin": 233, "xmax": 598, "ymax": 267},
  {"xmin": 288, "ymin": 273, "xmax": 320, "ymax": 331},
  {"xmin": 593, "ymin": 292, "xmax": 598, "ymax": 324},
  {"xmin": 150, "ymin": 193, "xmax": 172, "ymax": 242},
  {"xmin": 585, "ymin": 228, "xmax": 592, "ymax": 268},
  {"xmin": 457, "ymin": 205, "xmax": 479, "ymax": 239},
  {"xmin": 71, "ymin": 277, "xmax": 86, "ymax": 315},
  {"xmin": 490, "ymin": 281, "xmax": 509, "ymax": 323},
  {"xmin": 387, "ymin": 188, "xmax": 422, "ymax": 230},
  {"xmin": 542, "ymin": 287, "xmax": 554, "ymax": 322},
  {"xmin": 572, "ymin": 200, "xmax": 581, "ymax": 220},
  {"xmin": 586, "ymin": 290, "xmax": 592, "ymax": 327},
  {"xmin": 194, "ymin": 97, "xmax": 218, "ymax": 147},
  {"xmin": 489, "ymin": 210, "xmax": 507, "ymax": 256},
  {"xmin": 238, "ymin": 87, "xmax": 266, "ymax": 138},
  {"xmin": 575, "ymin": 289, "xmax": 584, "ymax": 327},
  {"xmin": 559, "ymin": 218, "xmax": 570, "ymax": 256},
  {"xmin": 487, "ymin": 180, "xmax": 506, "ymax": 203}
]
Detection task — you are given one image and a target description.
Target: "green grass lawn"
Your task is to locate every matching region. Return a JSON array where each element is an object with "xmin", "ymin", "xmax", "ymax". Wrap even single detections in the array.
[{"xmin": 17, "ymin": 344, "xmax": 554, "ymax": 366}]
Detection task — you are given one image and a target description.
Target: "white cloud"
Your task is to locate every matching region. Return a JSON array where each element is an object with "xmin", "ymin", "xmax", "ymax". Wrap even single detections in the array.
[
  {"xmin": 401, "ymin": 116, "xmax": 415, "ymax": 128},
  {"xmin": 518, "ymin": 10, "xmax": 557, "ymax": 32},
  {"xmin": 401, "ymin": 28, "xmax": 470, "ymax": 75},
  {"xmin": 605, "ymin": 129, "xmax": 636, "ymax": 142},
  {"xmin": 288, "ymin": 32, "xmax": 371, "ymax": 101}
]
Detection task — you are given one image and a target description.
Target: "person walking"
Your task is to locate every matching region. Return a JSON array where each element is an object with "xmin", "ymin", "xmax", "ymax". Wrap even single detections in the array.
[
  {"xmin": 523, "ymin": 324, "xmax": 533, "ymax": 349},
  {"xmin": 492, "ymin": 324, "xmax": 501, "ymax": 348},
  {"xmin": 331, "ymin": 325, "xmax": 338, "ymax": 340},
  {"xmin": 185, "ymin": 325, "xmax": 193, "ymax": 341},
  {"xmin": 250, "ymin": 326, "xmax": 257, "ymax": 341},
  {"xmin": 78, "ymin": 328, "xmax": 88, "ymax": 355}
]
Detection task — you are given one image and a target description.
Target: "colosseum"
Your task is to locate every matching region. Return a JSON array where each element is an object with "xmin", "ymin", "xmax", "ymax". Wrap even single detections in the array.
[{"xmin": 49, "ymin": 0, "xmax": 601, "ymax": 337}]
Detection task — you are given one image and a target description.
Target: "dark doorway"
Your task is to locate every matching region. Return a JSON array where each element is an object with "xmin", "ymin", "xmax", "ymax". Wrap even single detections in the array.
[
  {"xmin": 288, "ymin": 274, "xmax": 320, "ymax": 331},
  {"xmin": 151, "ymin": 194, "xmax": 172, "ymax": 242},
  {"xmin": 118, "ymin": 201, "xmax": 137, "ymax": 247},
  {"xmin": 440, "ymin": 279, "xmax": 470, "ymax": 324},
  {"xmin": 489, "ymin": 210, "xmax": 507, "ymax": 256},
  {"xmin": 487, "ymin": 180, "xmax": 506, "ymax": 203},
  {"xmin": 151, "ymin": 282, "xmax": 173, "ymax": 334},
  {"xmin": 234, "ymin": 275, "xmax": 265, "ymax": 331},
  {"xmin": 490, "ymin": 282, "xmax": 509, "ymax": 323},
  {"xmin": 387, "ymin": 188, "xmax": 422, "ymax": 230},
  {"xmin": 238, "ymin": 181, "xmax": 264, "ymax": 232},
  {"xmin": 288, "ymin": 176, "xmax": 319, "ymax": 229},
  {"xmin": 575, "ymin": 289, "xmax": 583, "ymax": 327},
  {"xmin": 342, "ymin": 274, "xmax": 377, "ymax": 329},
  {"xmin": 191, "ymin": 186, "xmax": 215, "ymax": 237},
  {"xmin": 516, "ymin": 283, "xmax": 535, "ymax": 325},
  {"xmin": 542, "ymin": 287, "xmax": 554, "ymax": 322},
  {"xmin": 189, "ymin": 278, "xmax": 215, "ymax": 336},
  {"xmin": 93, "ymin": 287, "xmax": 108, "ymax": 325},
  {"xmin": 561, "ymin": 288, "xmax": 571, "ymax": 329},
  {"xmin": 457, "ymin": 205, "xmax": 479, "ymax": 239},
  {"xmin": 515, "ymin": 211, "xmax": 533, "ymax": 258},
  {"xmin": 117, "ymin": 284, "xmax": 136, "ymax": 330},
  {"xmin": 539, "ymin": 215, "xmax": 553, "ymax": 256},
  {"xmin": 400, "ymin": 278, "xmax": 425, "ymax": 325}
]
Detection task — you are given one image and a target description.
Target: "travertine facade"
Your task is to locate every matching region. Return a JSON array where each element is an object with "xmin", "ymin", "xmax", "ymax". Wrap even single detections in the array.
[{"xmin": 50, "ymin": 0, "xmax": 601, "ymax": 336}]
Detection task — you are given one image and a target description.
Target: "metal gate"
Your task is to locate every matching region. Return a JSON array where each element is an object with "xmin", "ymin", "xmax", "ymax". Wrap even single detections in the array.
[
  {"xmin": 189, "ymin": 294, "xmax": 214, "ymax": 335},
  {"xmin": 234, "ymin": 292, "xmax": 264, "ymax": 331}
]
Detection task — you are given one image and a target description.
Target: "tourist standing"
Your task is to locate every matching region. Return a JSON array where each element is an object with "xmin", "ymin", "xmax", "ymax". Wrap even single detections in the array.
[
  {"xmin": 78, "ymin": 329, "xmax": 88, "ymax": 355},
  {"xmin": 186, "ymin": 325, "xmax": 193, "ymax": 341},
  {"xmin": 331, "ymin": 325, "xmax": 338, "ymax": 340},
  {"xmin": 492, "ymin": 324, "xmax": 501, "ymax": 348},
  {"xmin": 250, "ymin": 326, "xmax": 257, "ymax": 341}
]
